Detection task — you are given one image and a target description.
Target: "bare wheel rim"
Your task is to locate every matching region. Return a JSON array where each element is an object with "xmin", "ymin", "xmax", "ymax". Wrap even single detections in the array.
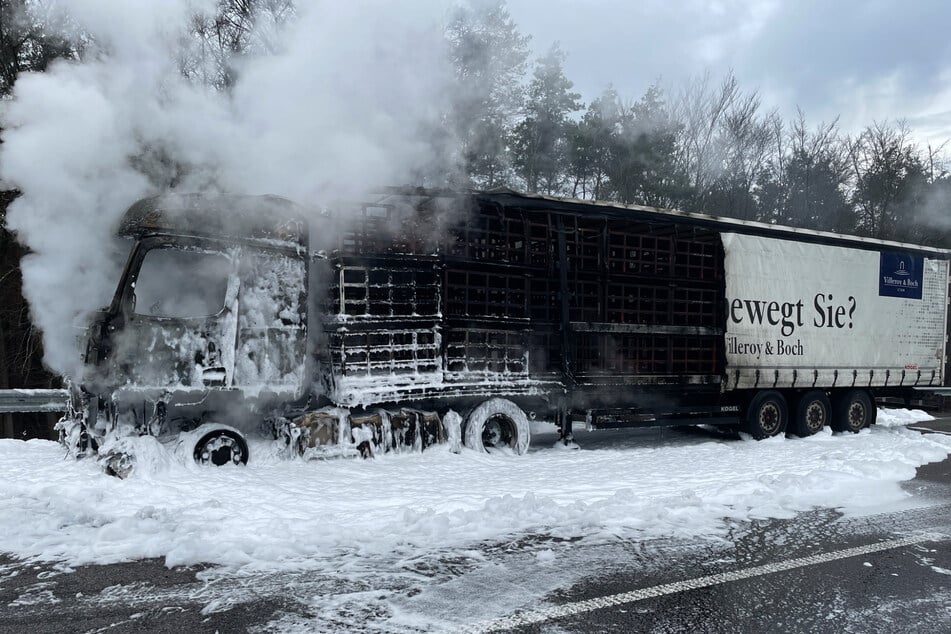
[
  {"xmin": 805, "ymin": 400, "xmax": 826, "ymax": 433},
  {"xmin": 847, "ymin": 401, "xmax": 867, "ymax": 430},
  {"xmin": 482, "ymin": 414, "xmax": 516, "ymax": 449},
  {"xmin": 759, "ymin": 402, "xmax": 781, "ymax": 435},
  {"xmin": 197, "ymin": 434, "xmax": 244, "ymax": 466}
]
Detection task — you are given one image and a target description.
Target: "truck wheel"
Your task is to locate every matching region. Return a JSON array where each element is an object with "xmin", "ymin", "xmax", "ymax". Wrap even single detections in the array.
[
  {"xmin": 831, "ymin": 389, "xmax": 874, "ymax": 433},
  {"xmin": 193, "ymin": 428, "xmax": 250, "ymax": 466},
  {"xmin": 791, "ymin": 390, "xmax": 830, "ymax": 437},
  {"xmin": 464, "ymin": 398, "xmax": 530, "ymax": 455},
  {"xmin": 744, "ymin": 391, "xmax": 788, "ymax": 440}
]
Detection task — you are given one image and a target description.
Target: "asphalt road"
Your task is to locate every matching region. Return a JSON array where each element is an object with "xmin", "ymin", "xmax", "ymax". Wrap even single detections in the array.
[
  {"xmin": 499, "ymin": 417, "xmax": 951, "ymax": 634},
  {"xmin": 2, "ymin": 418, "xmax": 950, "ymax": 633}
]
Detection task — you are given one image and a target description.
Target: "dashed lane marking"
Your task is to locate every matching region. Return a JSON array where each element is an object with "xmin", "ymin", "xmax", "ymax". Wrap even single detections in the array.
[
  {"xmin": 464, "ymin": 533, "xmax": 946, "ymax": 633},
  {"xmin": 907, "ymin": 426, "xmax": 951, "ymax": 436}
]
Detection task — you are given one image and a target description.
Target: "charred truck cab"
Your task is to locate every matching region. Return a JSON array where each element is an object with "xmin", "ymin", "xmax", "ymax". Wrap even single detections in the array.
[
  {"xmin": 60, "ymin": 189, "xmax": 951, "ymax": 476},
  {"xmin": 65, "ymin": 194, "xmax": 310, "ymax": 474}
]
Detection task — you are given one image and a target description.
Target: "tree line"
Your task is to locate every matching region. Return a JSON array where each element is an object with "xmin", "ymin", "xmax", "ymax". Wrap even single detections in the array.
[
  {"xmin": 446, "ymin": 3, "xmax": 951, "ymax": 246},
  {"xmin": 1, "ymin": 0, "xmax": 950, "ymax": 437}
]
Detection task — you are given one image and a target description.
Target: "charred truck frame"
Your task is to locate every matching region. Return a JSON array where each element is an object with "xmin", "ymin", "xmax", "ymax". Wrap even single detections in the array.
[{"xmin": 60, "ymin": 189, "xmax": 951, "ymax": 473}]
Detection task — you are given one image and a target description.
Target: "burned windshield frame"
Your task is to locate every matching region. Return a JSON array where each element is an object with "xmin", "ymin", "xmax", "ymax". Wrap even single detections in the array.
[{"xmin": 122, "ymin": 238, "xmax": 234, "ymax": 320}]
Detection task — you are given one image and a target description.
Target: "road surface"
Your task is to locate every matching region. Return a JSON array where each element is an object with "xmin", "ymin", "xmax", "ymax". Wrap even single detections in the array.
[{"xmin": 2, "ymin": 418, "xmax": 949, "ymax": 633}]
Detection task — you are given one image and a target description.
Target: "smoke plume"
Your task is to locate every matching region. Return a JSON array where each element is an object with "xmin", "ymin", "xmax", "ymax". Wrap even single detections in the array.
[{"xmin": 0, "ymin": 0, "xmax": 459, "ymax": 377}]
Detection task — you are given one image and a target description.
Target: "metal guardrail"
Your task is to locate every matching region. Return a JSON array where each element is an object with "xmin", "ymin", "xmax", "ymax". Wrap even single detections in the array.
[{"xmin": 0, "ymin": 389, "xmax": 69, "ymax": 413}]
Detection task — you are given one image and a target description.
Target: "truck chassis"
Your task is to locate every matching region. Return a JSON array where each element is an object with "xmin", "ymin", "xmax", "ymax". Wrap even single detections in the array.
[{"xmin": 58, "ymin": 189, "xmax": 950, "ymax": 473}]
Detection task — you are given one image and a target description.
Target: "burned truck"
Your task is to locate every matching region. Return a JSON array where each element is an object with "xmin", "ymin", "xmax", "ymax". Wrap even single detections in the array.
[{"xmin": 59, "ymin": 189, "xmax": 951, "ymax": 472}]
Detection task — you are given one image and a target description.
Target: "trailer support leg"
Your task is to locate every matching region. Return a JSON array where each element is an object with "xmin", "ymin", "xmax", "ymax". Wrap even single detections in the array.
[{"xmin": 556, "ymin": 406, "xmax": 577, "ymax": 448}]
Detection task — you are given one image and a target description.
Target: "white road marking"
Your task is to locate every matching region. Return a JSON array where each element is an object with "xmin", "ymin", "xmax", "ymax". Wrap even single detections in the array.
[
  {"xmin": 907, "ymin": 426, "xmax": 951, "ymax": 436},
  {"xmin": 465, "ymin": 533, "xmax": 945, "ymax": 633}
]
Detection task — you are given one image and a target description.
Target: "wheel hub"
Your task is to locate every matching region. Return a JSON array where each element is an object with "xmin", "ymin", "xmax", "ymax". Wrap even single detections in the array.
[
  {"xmin": 482, "ymin": 415, "xmax": 514, "ymax": 449},
  {"xmin": 759, "ymin": 403, "xmax": 780, "ymax": 434},
  {"xmin": 805, "ymin": 401, "xmax": 825, "ymax": 432},
  {"xmin": 848, "ymin": 402, "xmax": 866, "ymax": 429},
  {"xmin": 198, "ymin": 435, "xmax": 243, "ymax": 466}
]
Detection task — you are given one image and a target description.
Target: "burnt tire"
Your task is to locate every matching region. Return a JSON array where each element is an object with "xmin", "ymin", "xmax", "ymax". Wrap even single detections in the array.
[
  {"xmin": 831, "ymin": 389, "xmax": 875, "ymax": 433},
  {"xmin": 744, "ymin": 391, "xmax": 788, "ymax": 440},
  {"xmin": 193, "ymin": 428, "xmax": 250, "ymax": 466},
  {"xmin": 791, "ymin": 390, "xmax": 831, "ymax": 437},
  {"xmin": 463, "ymin": 398, "xmax": 530, "ymax": 455}
]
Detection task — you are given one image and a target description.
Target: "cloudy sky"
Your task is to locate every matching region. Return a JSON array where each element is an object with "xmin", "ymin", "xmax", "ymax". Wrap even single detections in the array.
[{"xmin": 505, "ymin": 0, "xmax": 951, "ymax": 146}]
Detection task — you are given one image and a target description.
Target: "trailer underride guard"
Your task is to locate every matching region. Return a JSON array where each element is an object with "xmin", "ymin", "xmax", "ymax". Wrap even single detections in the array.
[{"xmin": 56, "ymin": 189, "xmax": 951, "ymax": 476}]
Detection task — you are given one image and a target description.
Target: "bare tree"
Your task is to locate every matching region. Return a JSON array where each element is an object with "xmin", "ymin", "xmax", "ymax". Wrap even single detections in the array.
[
  {"xmin": 847, "ymin": 121, "xmax": 926, "ymax": 240},
  {"xmin": 754, "ymin": 109, "xmax": 852, "ymax": 231},
  {"xmin": 673, "ymin": 72, "xmax": 778, "ymax": 219},
  {"xmin": 181, "ymin": 0, "xmax": 295, "ymax": 90},
  {"xmin": 710, "ymin": 91, "xmax": 779, "ymax": 220},
  {"xmin": 672, "ymin": 71, "xmax": 740, "ymax": 210},
  {"xmin": 0, "ymin": 0, "xmax": 75, "ymax": 96}
]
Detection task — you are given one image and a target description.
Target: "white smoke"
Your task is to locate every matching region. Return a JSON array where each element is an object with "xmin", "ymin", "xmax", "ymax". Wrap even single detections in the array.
[{"xmin": 0, "ymin": 0, "xmax": 459, "ymax": 377}]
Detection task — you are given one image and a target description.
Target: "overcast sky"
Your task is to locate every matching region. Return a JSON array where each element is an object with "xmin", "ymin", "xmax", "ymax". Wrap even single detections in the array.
[{"xmin": 504, "ymin": 0, "xmax": 951, "ymax": 147}]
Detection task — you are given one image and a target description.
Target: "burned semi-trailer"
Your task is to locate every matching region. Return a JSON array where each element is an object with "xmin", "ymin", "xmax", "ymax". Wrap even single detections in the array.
[{"xmin": 58, "ymin": 190, "xmax": 951, "ymax": 474}]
